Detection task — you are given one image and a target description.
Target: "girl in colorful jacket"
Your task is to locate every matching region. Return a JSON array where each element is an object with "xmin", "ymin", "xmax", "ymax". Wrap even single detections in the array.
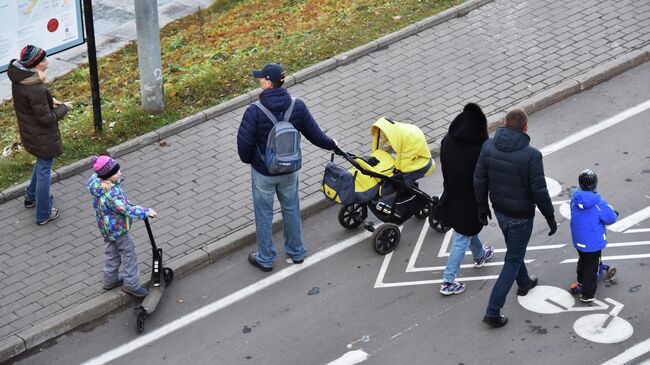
[
  {"xmin": 570, "ymin": 169, "xmax": 618, "ymax": 302},
  {"xmin": 86, "ymin": 156, "xmax": 157, "ymax": 297}
]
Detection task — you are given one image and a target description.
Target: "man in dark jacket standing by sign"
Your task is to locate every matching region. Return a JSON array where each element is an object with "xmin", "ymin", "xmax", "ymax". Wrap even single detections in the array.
[
  {"xmin": 237, "ymin": 63, "xmax": 336, "ymax": 272},
  {"xmin": 8, "ymin": 45, "xmax": 71, "ymax": 225},
  {"xmin": 474, "ymin": 109, "xmax": 557, "ymax": 328}
]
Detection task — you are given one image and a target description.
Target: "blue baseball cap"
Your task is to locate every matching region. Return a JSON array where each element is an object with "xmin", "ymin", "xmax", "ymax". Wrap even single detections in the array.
[{"xmin": 253, "ymin": 63, "xmax": 285, "ymax": 83}]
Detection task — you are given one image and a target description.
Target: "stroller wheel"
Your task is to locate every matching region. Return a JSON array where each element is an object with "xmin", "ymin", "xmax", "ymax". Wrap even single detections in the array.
[
  {"xmin": 415, "ymin": 202, "xmax": 430, "ymax": 219},
  {"xmin": 428, "ymin": 213, "xmax": 450, "ymax": 233},
  {"xmin": 338, "ymin": 203, "xmax": 367, "ymax": 229},
  {"xmin": 372, "ymin": 223, "xmax": 400, "ymax": 254}
]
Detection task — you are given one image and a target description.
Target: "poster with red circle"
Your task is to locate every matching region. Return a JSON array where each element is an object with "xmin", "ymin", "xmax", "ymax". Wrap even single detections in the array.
[{"xmin": 47, "ymin": 18, "xmax": 60, "ymax": 33}]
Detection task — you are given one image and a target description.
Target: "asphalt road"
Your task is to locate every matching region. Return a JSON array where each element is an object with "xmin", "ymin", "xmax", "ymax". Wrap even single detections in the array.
[{"xmin": 7, "ymin": 63, "xmax": 650, "ymax": 365}]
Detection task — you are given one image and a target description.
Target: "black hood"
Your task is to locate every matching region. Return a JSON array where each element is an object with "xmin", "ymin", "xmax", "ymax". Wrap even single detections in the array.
[
  {"xmin": 7, "ymin": 59, "xmax": 38, "ymax": 83},
  {"xmin": 448, "ymin": 103, "xmax": 488, "ymax": 144},
  {"xmin": 493, "ymin": 127, "xmax": 530, "ymax": 152}
]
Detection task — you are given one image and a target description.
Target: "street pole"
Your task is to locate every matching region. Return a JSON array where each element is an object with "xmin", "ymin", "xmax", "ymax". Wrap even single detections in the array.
[
  {"xmin": 134, "ymin": 0, "xmax": 164, "ymax": 112},
  {"xmin": 82, "ymin": 0, "xmax": 102, "ymax": 133}
]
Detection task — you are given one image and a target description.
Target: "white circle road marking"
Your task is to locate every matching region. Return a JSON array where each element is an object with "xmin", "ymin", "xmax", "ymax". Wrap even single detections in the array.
[
  {"xmin": 517, "ymin": 285, "xmax": 575, "ymax": 314},
  {"xmin": 574, "ymin": 314, "xmax": 633, "ymax": 344}
]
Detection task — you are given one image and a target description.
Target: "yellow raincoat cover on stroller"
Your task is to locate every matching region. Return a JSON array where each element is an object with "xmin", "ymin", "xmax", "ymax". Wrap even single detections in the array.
[
  {"xmin": 371, "ymin": 117, "xmax": 435, "ymax": 175},
  {"xmin": 322, "ymin": 118, "xmax": 434, "ymax": 205}
]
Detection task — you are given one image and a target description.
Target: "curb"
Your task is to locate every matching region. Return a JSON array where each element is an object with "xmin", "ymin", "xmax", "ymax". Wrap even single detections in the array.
[
  {"xmin": 0, "ymin": 0, "xmax": 493, "ymax": 205},
  {"xmin": 1, "ymin": 5, "xmax": 649, "ymax": 365}
]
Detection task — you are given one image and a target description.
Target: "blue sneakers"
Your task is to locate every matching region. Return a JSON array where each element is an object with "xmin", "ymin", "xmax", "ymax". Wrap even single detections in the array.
[
  {"xmin": 440, "ymin": 281, "xmax": 466, "ymax": 296},
  {"xmin": 474, "ymin": 245, "xmax": 495, "ymax": 268}
]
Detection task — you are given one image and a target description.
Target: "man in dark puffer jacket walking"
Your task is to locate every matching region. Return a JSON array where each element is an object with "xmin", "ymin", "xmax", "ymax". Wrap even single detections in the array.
[{"xmin": 474, "ymin": 109, "xmax": 557, "ymax": 328}]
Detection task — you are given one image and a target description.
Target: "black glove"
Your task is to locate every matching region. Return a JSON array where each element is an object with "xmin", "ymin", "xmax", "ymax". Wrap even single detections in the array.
[
  {"xmin": 546, "ymin": 216, "xmax": 557, "ymax": 236},
  {"xmin": 478, "ymin": 206, "xmax": 492, "ymax": 226},
  {"xmin": 364, "ymin": 156, "xmax": 380, "ymax": 166}
]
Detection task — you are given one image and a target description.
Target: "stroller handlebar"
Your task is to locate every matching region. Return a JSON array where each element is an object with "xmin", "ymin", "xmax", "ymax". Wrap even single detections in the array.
[
  {"xmin": 330, "ymin": 145, "xmax": 435, "ymax": 204},
  {"xmin": 331, "ymin": 146, "xmax": 390, "ymax": 181}
]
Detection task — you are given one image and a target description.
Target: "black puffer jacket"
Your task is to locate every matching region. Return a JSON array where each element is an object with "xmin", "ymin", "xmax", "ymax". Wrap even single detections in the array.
[
  {"xmin": 440, "ymin": 103, "xmax": 488, "ymax": 235},
  {"xmin": 8, "ymin": 60, "xmax": 68, "ymax": 159},
  {"xmin": 473, "ymin": 127, "xmax": 554, "ymax": 220}
]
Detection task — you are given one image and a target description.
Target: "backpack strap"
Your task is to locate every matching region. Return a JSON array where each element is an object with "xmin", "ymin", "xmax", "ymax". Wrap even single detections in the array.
[
  {"xmin": 253, "ymin": 101, "xmax": 278, "ymax": 124},
  {"xmin": 282, "ymin": 98, "xmax": 296, "ymax": 123},
  {"xmin": 253, "ymin": 97, "xmax": 296, "ymax": 124}
]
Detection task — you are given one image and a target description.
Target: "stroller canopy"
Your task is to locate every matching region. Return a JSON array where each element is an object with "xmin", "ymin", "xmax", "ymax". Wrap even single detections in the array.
[{"xmin": 371, "ymin": 117, "xmax": 432, "ymax": 173}]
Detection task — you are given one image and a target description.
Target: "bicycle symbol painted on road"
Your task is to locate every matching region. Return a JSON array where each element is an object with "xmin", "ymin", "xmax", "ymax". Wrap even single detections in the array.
[{"xmin": 517, "ymin": 285, "xmax": 633, "ymax": 344}]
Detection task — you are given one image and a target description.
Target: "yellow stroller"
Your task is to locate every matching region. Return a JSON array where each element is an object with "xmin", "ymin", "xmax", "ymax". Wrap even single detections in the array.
[{"xmin": 322, "ymin": 117, "xmax": 449, "ymax": 254}]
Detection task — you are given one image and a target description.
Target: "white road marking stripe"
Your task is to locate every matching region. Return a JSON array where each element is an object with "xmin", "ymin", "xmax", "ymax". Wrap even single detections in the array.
[
  {"xmin": 606, "ymin": 241, "xmax": 650, "ymax": 247},
  {"xmin": 405, "ymin": 221, "xmax": 430, "ymax": 272},
  {"xmin": 601, "ymin": 337, "xmax": 650, "ymax": 365},
  {"xmin": 80, "ymin": 229, "xmax": 373, "ymax": 365},
  {"xmin": 624, "ymin": 228, "xmax": 650, "ymax": 234},
  {"xmin": 375, "ymin": 274, "xmax": 501, "ymax": 288},
  {"xmin": 560, "ymin": 253, "xmax": 650, "ymax": 264},
  {"xmin": 608, "ymin": 206, "xmax": 650, "ymax": 233},
  {"xmin": 539, "ymin": 99, "xmax": 650, "ymax": 157},
  {"xmin": 406, "ymin": 259, "xmax": 534, "ymax": 273}
]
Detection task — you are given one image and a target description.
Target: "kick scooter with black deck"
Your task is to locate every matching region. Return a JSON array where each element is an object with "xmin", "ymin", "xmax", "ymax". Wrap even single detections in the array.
[{"xmin": 134, "ymin": 217, "xmax": 174, "ymax": 334}]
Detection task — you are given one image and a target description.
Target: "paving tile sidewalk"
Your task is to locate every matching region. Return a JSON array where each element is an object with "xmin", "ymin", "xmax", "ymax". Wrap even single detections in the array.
[{"xmin": 1, "ymin": 0, "xmax": 649, "ymax": 361}]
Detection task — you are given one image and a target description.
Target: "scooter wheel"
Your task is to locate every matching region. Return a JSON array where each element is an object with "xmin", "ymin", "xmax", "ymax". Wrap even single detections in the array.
[
  {"xmin": 164, "ymin": 267, "xmax": 174, "ymax": 287},
  {"xmin": 607, "ymin": 267, "xmax": 617, "ymax": 282},
  {"xmin": 135, "ymin": 309, "xmax": 146, "ymax": 334},
  {"xmin": 372, "ymin": 223, "xmax": 400, "ymax": 255}
]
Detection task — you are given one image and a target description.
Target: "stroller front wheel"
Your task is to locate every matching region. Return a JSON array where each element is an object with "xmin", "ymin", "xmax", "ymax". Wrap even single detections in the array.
[
  {"xmin": 338, "ymin": 203, "xmax": 367, "ymax": 229},
  {"xmin": 372, "ymin": 223, "xmax": 400, "ymax": 254},
  {"xmin": 428, "ymin": 212, "xmax": 451, "ymax": 233}
]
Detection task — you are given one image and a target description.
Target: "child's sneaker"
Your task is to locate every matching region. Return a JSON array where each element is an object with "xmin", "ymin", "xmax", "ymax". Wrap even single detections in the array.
[
  {"xmin": 122, "ymin": 286, "xmax": 149, "ymax": 298},
  {"xmin": 103, "ymin": 279, "xmax": 123, "ymax": 290},
  {"xmin": 439, "ymin": 281, "xmax": 466, "ymax": 296},
  {"xmin": 580, "ymin": 294, "xmax": 595, "ymax": 303},
  {"xmin": 569, "ymin": 282, "xmax": 583, "ymax": 295},
  {"xmin": 474, "ymin": 245, "xmax": 495, "ymax": 268}
]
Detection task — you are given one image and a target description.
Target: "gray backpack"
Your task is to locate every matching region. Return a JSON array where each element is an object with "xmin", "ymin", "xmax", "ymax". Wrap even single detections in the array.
[{"xmin": 254, "ymin": 98, "xmax": 302, "ymax": 174}]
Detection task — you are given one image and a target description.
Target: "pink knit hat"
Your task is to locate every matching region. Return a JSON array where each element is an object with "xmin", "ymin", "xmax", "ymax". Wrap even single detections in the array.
[{"xmin": 91, "ymin": 155, "xmax": 120, "ymax": 179}]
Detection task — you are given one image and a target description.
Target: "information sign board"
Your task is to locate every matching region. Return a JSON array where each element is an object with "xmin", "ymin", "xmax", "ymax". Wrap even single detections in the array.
[{"xmin": 0, "ymin": 0, "xmax": 84, "ymax": 72}]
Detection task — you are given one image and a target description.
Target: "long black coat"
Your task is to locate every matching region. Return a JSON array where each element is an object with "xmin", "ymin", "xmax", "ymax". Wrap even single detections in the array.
[
  {"xmin": 8, "ymin": 60, "xmax": 68, "ymax": 159},
  {"xmin": 440, "ymin": 103, "xmax": 488, "ymax": 236}
]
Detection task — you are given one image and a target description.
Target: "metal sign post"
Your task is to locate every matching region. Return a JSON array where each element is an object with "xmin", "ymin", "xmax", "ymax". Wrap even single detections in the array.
[{"xmin": 82, "ymin": 0, "xmax": 102, "ymax": 133}]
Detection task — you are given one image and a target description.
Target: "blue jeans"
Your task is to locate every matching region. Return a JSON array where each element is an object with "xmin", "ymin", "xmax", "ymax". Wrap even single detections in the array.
[
  {"xmin": 104, "ymin": 232, "xmax": 140, "ymax": 289},
  {"xmin": 486, "ymin": 211, "xmax": 534, "ymax": 316},
  {"xmin": 24, "ymin": 158, "xmax": 54, "ymax": 222},
  {"xmin": 251, "ymin": 167, "xmax": 306, "ymax": 268},
  {"xmin": 443, "ymin": 232, "xmax": 485, "ymax": 283}
]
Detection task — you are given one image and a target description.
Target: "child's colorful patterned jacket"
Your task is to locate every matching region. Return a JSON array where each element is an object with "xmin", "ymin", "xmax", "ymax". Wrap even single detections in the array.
[{"xmin": 86, "ymin": 174, "xmax": 150, "ymax": 241}]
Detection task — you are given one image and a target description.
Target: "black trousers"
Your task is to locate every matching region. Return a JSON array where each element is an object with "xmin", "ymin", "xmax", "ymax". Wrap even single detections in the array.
[{"xmin": 577, "ymin": 250, "xmax": 601, "ymax": 298}]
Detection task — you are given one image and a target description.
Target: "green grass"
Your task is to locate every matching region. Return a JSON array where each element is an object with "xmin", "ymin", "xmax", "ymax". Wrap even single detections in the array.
[{"xmin": 0, "ymin": 0, "xmax": 463, "ymax": 190}]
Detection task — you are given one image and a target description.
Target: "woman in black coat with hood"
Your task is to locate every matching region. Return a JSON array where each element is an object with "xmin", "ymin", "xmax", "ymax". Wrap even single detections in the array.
[{"xmin": 438, "ymin": 103, "xmax": 494, "ymax": 296}]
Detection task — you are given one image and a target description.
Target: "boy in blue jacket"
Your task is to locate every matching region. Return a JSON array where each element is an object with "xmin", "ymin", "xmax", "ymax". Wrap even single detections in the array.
[{"xmin": 570, "ymin": 169, "xmax": 618, "ymax": 302}]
